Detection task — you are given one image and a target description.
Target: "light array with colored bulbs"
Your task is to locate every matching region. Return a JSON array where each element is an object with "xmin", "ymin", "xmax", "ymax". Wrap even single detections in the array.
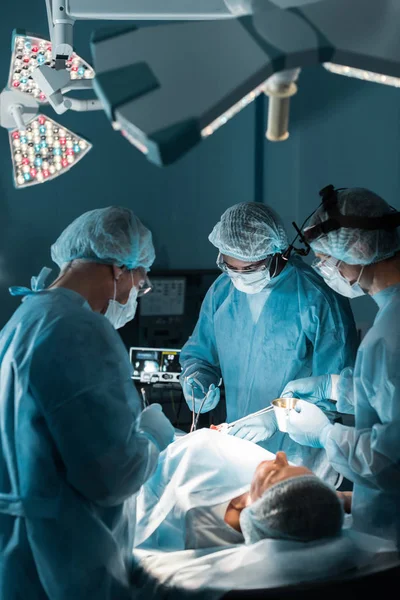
[
  {"xmin": 9, "ymin": 114, "xmax": 92, "ymax": 188},
  {"xmin": 201, "ymin": 78, "xmax": 269, "ymax": 138},
  {"xmin": 323, "ymin": 63, "xmax": 400, "ymax": 88},
  {"xmin": 8, "ymin": 32, "xmax": 95, "ymax": 103}
]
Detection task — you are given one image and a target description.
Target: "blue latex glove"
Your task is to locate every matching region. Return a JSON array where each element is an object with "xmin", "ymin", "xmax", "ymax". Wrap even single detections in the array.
[
  {"xmin": 181, "ymin": 372, "xmax": 220, "ymax": 413},
  {"xmin": 281, "ymin": 375, "xmax": 336, "ymax": 412},
  {"xmin": 138, "ymin": 403, "xmax": 175, "ymax": 451},
  {"xmin": 228, "ymin": 410, "xmax": 278, "ymax": 444},
  {"xmin": 287, "ymin": 400, "xmax": 333, "ymax": 448}
]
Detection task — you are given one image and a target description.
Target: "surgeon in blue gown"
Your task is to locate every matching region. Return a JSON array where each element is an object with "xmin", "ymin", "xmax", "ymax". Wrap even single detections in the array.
[
  {"xmin": 282, "ymin": 186, "xmax": 400, "ymax": 548},
  {"xmin": 0, "ymin": 207, "xmax": 180, "ymax": 600},
  {"xmin": 180, "ymin": 202, "xmax": 358, "ymax": 482}
]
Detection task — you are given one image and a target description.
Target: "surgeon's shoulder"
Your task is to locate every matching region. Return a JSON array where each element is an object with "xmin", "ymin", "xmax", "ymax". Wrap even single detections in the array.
[
  {"xmin": 197, "ymin": 273, "xmax": 232, "ymax": 316},
  {"xmin": 206, "ymin": 273, "xmax": 232, "ymax": 305},
  {"xmin": 26, "ymin": 288, "xmax": 118, "ymax": 344}
]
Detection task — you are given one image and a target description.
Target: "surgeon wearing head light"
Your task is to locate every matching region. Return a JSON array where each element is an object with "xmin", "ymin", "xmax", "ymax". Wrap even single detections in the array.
[
  {"xmin": 180, "ymin": 202, "xmax": 358, "ymax": 482},
  {"xmin": 282, "ymin": 186, "xmax": 400, "ymax": 547},
  {"xmin": 0, "ymin": 206, "xmax": 176, "ymax": 600}
]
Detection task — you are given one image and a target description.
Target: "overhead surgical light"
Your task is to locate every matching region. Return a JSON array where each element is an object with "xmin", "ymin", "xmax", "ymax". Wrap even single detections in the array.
[
  {"xmin": 201, "ymin": 78, "xmax": 271, "ymax": 139},
  {"xmin": 38, "ymin": 0, "xmax": 321, "ymax": 165},
  {"xmin": 87, "ymin": 0, "xmax": 400, "ymax": 165},
  {"xmin": 323, "ymin": 63, "xmax": 400, "ymax": 89},
  {"xmin": 8, "ymin": 31, "xmax": 95, "ymax": 103},
  {"xmin": 89, "ymin": 7, "xmax": 324, "ymax": 166},
  {"xmin": 0, "ymin": 29, "xmax": 101, "ymax": 188},
  {"xmin": 9, "ymin": 113, "xmax": 91, "ymax": 188},
  {"xmin": 4, "ymin": 0, "xmax": 400, "ymax": 175}
]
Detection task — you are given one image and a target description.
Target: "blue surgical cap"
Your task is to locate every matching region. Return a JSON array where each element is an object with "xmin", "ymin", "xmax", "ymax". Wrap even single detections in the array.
[
  {"xmin": 208, "ymin": 202, "xmax": 288, "ymax": 262},
  {"xmin": 240, "ymin": 475, "xmax": 343, "ymax": 544},
  {"xmin": 308, "ymin": 188, "xmax": 400, "ymax": 265},
  {"xmin": 51, "ymin": 206, "xmax": 155, "ymax": 271}
]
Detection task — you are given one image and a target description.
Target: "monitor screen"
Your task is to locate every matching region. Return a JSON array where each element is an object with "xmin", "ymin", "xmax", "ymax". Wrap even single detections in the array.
[{"xmin": 130, "ymin": 347, "xmax": 182, "ymax": 383}]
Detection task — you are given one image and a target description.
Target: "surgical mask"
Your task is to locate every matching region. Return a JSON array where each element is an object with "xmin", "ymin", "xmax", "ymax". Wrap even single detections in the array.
[
  {"xmin": 324, "ymin": 269, "xmax": 365, "ymax": 298},
  {"xmin": 105, "ymin": 273, "xmax": 138, "ymax": 329},
  {"xmin": 229, "ymin": 270, "xmax": 271, "ymax": 294},
  {"xmin": 313, "ymin": 257, "xmax": 366, "ymax": 299},
  {"xmin": 321, "ymin": 264, "xmax": 365, "ymax": 298}
]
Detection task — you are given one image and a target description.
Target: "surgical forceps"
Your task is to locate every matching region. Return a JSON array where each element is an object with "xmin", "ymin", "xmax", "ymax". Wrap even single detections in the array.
[{"xmin": 224, "ymin": 404, "xmax": 275, "ymax": 432}]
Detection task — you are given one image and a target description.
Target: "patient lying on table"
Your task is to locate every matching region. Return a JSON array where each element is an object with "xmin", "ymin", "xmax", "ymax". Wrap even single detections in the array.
[{"xmin": 135, "ymin": 429, "xmax": 343, "ymax": 551}]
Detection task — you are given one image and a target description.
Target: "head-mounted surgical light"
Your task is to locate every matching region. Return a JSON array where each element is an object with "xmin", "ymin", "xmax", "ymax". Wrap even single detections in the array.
[
  {"xmin": 285, "ymin": 185, "xmax": 400, "ymax": 260},
  {"xmin": 303, "ymin": 185, "xmax": 400, "ymax": 245}
]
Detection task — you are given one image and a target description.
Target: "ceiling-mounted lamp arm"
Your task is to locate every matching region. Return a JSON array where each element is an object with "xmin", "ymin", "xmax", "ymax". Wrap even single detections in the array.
[
  {"xmin": 264, "ymin": 68, "xmax": 301, "ymax": 142},
  {"xmin": 45, "ymin": 0, "xmax": 53, "ymax": 38},
  {"xmin": 32, "ymin": 64, "xmax": 72, "ymax": 113},
  {"xmin": 66, "ymin": 97, "xmax": 103, "ymax": 112},
  {"xmin": 61, "ymin": 79, "xmax": 101, "ymax": 110},
  {"xmin": 48, "ymin": 0, "xmax": 75, "ymax": 66},
  {"xmin": 0, "ymin": 90, "xmax": 39, "ymax": 131},
  {"xmin": 44, "ymin": 0, "xmax": 251, "ymax": 79},
  {"xmin": 61, "ymin": 79, "xmax": 94, "ymax": 94},
  {"xmin": 8, "ymin": 103, "xmax": 26, "ymax": 131},
  {"xmin": 64, "ymin": 0, "xmax": 250, "ymax": 20}
]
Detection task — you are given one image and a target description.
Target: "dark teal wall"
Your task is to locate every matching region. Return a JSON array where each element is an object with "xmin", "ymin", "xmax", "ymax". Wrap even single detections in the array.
[{"xmin": 0, "ymin": 8, "xmax": 255, "ymax": 326}]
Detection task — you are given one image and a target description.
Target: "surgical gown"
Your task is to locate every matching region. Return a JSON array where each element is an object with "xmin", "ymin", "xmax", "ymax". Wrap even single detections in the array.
[
  {"xmin": 180, "ymin": 256, "xmax": 358, "ymax": 483},
  {"xmin": 0, "ymin": 288, "xmax": 160, "ymax": 600},
  {"xmin": 324, "ymin": 283, "xmax": 400, "ymax": 546}
]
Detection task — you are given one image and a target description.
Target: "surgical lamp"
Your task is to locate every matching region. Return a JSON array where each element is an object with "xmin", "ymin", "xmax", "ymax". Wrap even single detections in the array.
[
  {"xmin": 42, "ymin": 1, "xmax": 307, "ymax": 156},
  {"xmin": 322, "ymin": 63, "xmax": 400, "ymax": 89},
  {"xmin": 88, "ymin": 0, "xmax": 400, "ymax": 166},
  {"xmin": 0, "ymin": 29, "xmax": 100, "ymax": 188},
  {"xmin": 3, "ymin": 0, "xmax": 400, "ymax": 183}
]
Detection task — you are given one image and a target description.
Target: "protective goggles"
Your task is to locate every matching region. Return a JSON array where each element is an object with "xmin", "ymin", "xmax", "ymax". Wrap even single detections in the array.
[
  {"xmin": 137, "ymin": 274, "xmax": 152, "ymax": 297},
  {"xmin": 312, "ymin": 256, "xmax": 341, "ymax": 279},
  {"xmin": 216, "ymin": 253, "xmax": 273, "ymax": 274}
]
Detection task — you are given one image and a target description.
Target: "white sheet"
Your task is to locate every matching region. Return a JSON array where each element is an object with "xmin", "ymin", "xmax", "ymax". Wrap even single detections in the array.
[
  {"xmin": 135, "ymin": 429, "xmax": 274, "ymax": 550},
  {"xmin": 134, "ymin": 430, "xmax": 399, "ymax": 593},
  {"xmin": 185, "ymin": 501, "xmax": 244, "ymax": 548},
  {"xmin": 134, "ymin": 530, "xmax": 398, "ymax": 593}
]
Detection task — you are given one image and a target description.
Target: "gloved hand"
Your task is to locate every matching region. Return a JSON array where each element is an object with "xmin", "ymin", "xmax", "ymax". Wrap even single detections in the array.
[
  {"xmin": 181, "ymin": 371, "xmax": 220, "ymax": 413},
  {"xmin": 138, "ymin": 403, "xmax": 175, "ymax": 452},
  {"xmin": 281, "ymin": 375, "xmax": 337, "ymax": 412},
  {"xmin": 228, "ymin": 410, "xmax": 278, "ymax": 444},
  {"xmin": 287, "ymin": 400, "xmax": 333, "ymax": 448}
]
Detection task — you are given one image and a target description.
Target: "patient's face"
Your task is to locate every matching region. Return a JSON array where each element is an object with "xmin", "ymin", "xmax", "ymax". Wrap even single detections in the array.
[{"xmin": 249, "ymin": 451, "xmax": 313, "ymax": 503}]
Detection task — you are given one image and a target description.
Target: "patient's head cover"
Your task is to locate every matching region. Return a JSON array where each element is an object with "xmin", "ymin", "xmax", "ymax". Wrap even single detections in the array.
[{"xmin": 240, "ymin": 475, "xmax": 344, "ymax": 544}]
